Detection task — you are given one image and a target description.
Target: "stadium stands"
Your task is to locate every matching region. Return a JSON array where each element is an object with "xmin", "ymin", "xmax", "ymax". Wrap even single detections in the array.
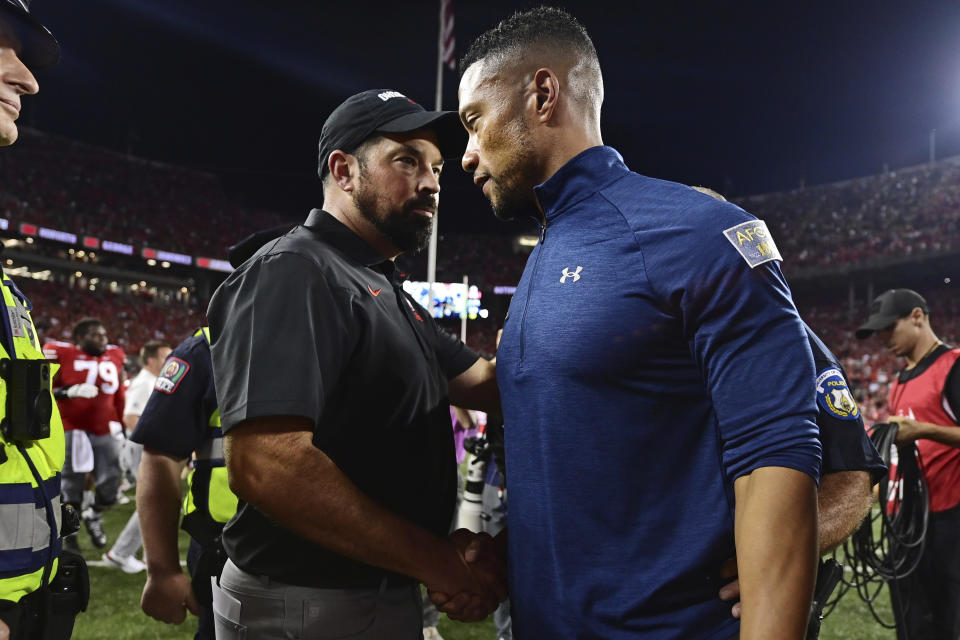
[
  {"xmin": 22, "ymin": 278, "xmax": 203, "ymax": 356},
  {"xmin": 0, "ymin": 129, "xmax": 298, "ymax": 260},
  {"xmin": 738, "ymin": 157, "xmax": 960, "ymax": 269},
  {"xmin": 2, "ymin": 128, "xmax": 957, "ymax": 418}
]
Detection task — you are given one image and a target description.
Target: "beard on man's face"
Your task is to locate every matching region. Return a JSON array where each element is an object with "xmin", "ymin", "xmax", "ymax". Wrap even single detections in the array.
[
  {"xmin": 484, "ymin": 122, "xmax": 540, "ymax": 222},
  {"xmin": 353, "ymin": 184, "xmax": 436, "ymax": 254},
  {"xmin": 488, "ymin": 177, "xmax": 538, "ymax": 222}
]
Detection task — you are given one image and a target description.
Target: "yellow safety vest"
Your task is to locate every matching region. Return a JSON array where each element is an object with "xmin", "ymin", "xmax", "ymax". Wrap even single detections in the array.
[
  {"xmin": 0, "ymin": 272, "xmax": 65, "ymax": 603},
  {"xmin": 180, "ymin": 328, "xmax": 238, "ymax": 544}
]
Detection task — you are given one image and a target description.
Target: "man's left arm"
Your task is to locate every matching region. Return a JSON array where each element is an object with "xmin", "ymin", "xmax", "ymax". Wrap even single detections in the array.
[
  {"xmin": 448, "ymin": 357, "xmax": 498, "ymax": 413},
  {"xmin": 424, "ymin": 310, "xmax": 499, "ymax": 413},
  {"xmin": 890, "ymin": 416, "xmax": 960, "ymax": 446},
  {"xmin": 666, "ymin": 205, "xmax": 821, "ymax": 638},
  {"xmin": 719, "ymin": 469, "xmax": 871, "ymax": 618},
  {"xmin": 734, "ymin": 467, "xmax": 818, "ymax": 637},
  {"xmin": 891, "ymin": 357, "xmax": 960, "ymax": 443}
]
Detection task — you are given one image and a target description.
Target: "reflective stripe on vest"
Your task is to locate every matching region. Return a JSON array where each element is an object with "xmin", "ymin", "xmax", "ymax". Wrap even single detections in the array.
[
  {"xmin": 0, "ymin": 273, "xmax": 65, "ymax": 602},
  {"xmin": 181, "ymin": 327, "xmax": 238, "ymax": 537},
  {"xmin": 195, "ymin": 437, "xmax": 224, "ymax": 462},
  {"xmin": 0, "ymin": 476, "xmax": 61, "ymax": 575}
]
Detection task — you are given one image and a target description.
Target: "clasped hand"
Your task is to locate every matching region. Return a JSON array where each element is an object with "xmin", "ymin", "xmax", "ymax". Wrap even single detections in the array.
[{"xmin": 426, "ymin": 529, "xmax": 507, "ymax": 622}]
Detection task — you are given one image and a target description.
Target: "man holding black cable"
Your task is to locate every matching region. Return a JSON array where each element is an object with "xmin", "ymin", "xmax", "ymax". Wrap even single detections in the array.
[{"xmin": 857, "ymin": 288, "xmax": 960, "ymax": 640}]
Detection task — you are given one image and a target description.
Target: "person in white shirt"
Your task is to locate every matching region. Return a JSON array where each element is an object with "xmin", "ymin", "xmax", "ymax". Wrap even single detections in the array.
[{"xmin": 103, "ymin": 341, "xmax": 171, "ymax": 573}]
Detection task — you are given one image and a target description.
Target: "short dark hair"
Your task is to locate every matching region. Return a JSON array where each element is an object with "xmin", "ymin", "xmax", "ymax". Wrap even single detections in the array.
[
  {"xmin": 320, "ymin": 135, "xmax": 383, "ymax": 190},
  {"xmin": 460, "ymin": 6, "xmax": 598, "ymax": 76},
  {"xmin": 72, "ymin": 317, "xmax": 102, "ymax": 341},
  {"xmin": 139, "ymin": 341, "xmax": 169, "ymax": 365}
]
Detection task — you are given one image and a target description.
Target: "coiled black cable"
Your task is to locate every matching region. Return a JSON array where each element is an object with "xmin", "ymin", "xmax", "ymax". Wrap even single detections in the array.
[{"xmin": 824, "ymin": 422, "xmax": 929, "ymax": 631}]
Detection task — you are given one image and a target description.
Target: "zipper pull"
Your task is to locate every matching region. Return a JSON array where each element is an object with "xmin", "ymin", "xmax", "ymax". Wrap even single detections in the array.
[{"xmin": 539, "ymin": 221, "xmax": 547, "ymax": 244}]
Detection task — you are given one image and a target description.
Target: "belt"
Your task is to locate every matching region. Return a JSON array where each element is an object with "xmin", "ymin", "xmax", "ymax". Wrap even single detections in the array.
[{"xmin": 251, "ymin": 569, "xmax": 414, "ymax": 591}]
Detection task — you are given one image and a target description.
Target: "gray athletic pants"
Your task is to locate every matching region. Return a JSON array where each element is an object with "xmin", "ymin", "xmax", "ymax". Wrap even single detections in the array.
[
  {"xmin": 62, "ymin": 431, "xmax": 121, "ymax": 510},
  {"xmin": 109, "ymin": 510, "xmax": 143, "ymax": 559},
  {"xmin": 214, "ymin": 559, "xmax": 422, "ymax": 640}
]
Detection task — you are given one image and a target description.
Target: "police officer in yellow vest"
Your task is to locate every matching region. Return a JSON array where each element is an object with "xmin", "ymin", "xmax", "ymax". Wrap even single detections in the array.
[
  {"xmin": 133, "ymin": 327, "xmax": 237, "ymax": 640},
  {"xmin": 0, "ymin": 3, "xmax": 89, "ymax": 640}
]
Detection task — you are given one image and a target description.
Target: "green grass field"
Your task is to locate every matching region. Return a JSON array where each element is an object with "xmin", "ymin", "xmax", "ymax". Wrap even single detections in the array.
[{"xmin": 68, "ymin": 498, "xmax": 897, "ymax": 639}]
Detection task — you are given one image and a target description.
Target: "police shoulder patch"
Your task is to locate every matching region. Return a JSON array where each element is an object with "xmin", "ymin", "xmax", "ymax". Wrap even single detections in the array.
[
  {"xmin": 154, "ymin": 357, "xmax": 190, "ymax": 394},
  {"xmin": 722, "ymin": 219, "xmax": 782, "ymax": 268},
  {"xmin": 815, "ymin": 366, "xmax": 860, "ymax": 421}
]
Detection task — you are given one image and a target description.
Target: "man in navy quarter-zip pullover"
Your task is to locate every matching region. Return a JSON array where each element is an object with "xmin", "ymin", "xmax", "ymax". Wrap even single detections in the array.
[{"xmin": 436, "ymin": 7, "xmax": 822, "ymax": 639}]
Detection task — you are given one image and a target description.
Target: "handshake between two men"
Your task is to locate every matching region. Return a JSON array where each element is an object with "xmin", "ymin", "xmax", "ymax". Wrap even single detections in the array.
[{"xmin": 426, "ymin": 529, "xmax": 508, "ymax": 622}]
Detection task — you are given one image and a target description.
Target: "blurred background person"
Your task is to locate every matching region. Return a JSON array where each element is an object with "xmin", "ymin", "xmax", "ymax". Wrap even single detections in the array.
[
  {"xmin": 46, "ymin": 318, "xmax": 126, "ymax": 551},
  {"xmin": 856, "ymin": 288, "xmax": 960, "ymax": 640},
  {"xmin": 102, "ymin": 339, "xmax": 170, "ymax": 573}
]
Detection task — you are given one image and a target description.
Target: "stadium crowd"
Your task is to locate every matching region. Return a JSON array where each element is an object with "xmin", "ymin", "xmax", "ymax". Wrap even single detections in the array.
[
  {"xmin": 21, "ymin": 278, "xmax": 203, "ymax": 358},
  {"xmin": 739, "ymin": 157, "xmax": 960, "ymax": 270},
  {"xmin": 0, "ymin": 129, "xmax": 297, "ymax": 259},
  {"xmin": 3, "ymin": 112, "xmax": 959, "ymax": 639}
]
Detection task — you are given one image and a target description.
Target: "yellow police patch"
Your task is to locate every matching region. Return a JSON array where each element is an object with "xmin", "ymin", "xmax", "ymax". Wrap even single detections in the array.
[
  {"xmin": 815, "ymin": 367, "xmax": 860, "ymax": 421},
  {"xmin": 722, "ymin": 220, "xmax": 782, "ymax": 268}
]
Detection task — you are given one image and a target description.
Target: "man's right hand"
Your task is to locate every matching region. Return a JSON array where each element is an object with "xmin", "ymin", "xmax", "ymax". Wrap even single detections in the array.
[
  {"xmin": 141, "ymin": 570, "xmax": 201, "ymax": 624},
  {"xmin": 427, "ymin": 530, "xmax": 506, "ymax": 621},
  {"xmin": 718, "ymin": 556, "xmax": 742, "ymax": 619},
  {"xmin": 66, "ymin": 383, "xmax": 99, "ymax": 399}
]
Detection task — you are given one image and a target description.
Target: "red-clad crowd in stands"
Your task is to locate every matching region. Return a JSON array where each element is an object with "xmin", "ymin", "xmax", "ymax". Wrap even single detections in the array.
[
  {"xmin": 0, "ymin": 129, "xmax": 297, "ymax": 259},
  {"xmin": 3, "ymin": 128, "xmax": 958, "ymax": 419},
  {"xmin": 21, "ymin": 278, "xmax": 203, "ymax": 360},
  {"xmin": 739, "ymin": 157, "xmax": 960, "ymax": 269}
]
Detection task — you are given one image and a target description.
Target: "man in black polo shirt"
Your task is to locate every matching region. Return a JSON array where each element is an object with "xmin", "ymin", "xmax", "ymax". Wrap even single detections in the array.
[{"xmin": 207, "ymin": 89, "xmax": 504, "ymax": 639}]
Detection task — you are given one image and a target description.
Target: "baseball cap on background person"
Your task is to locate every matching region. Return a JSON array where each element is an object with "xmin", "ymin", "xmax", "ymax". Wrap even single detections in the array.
[
  {"xmin": 0, "ymin": 0, "xmax": 60, "ymax": 69},
  {"xmin": 855, "ymin": 288, "xmax": 929, "ymax": 339},
  {"xmin": 317, "ymin": 89, "xmax": 466, "ymax": 179}
]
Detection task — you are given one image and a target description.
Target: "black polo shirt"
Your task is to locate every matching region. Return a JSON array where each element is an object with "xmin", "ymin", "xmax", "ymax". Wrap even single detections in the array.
[{"xmin": 207, "ymin": 209, "xmax": 479, "ymax": 588}]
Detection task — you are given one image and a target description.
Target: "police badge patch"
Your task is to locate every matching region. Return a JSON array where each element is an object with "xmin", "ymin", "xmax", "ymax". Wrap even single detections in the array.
[
  {"xmin": 815, "ymin": 367, "xmax": 860, "ymax": 420},
  {"xmin": 155, "ymin": 357, "xmax": 190, "ymax": 394},
  {"xmin": 722, "ymin": 220, "xmax": 782, "ymax": 268}
]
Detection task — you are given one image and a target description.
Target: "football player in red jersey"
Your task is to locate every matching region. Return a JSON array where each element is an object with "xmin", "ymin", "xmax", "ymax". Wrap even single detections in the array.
[{"xmin": 44, "ymin": 317, "xmax": 127, "ymax": 550}]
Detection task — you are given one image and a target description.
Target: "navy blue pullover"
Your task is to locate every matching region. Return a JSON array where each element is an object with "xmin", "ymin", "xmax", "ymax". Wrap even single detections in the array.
[{"xmin": 497, "ymin": 146, "xmax": 821, "ymax": 639}]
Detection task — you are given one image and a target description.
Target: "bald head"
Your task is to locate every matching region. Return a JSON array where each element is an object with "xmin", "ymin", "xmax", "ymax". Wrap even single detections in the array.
[{"xmin": 459, "ymin": 6, "xmax": 603, "ymax": 128}]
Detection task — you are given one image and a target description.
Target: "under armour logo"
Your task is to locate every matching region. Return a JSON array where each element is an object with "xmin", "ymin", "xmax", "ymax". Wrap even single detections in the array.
[{"xmin": 560, "ymin": 266, "xmax": 583, "ymax": 283}]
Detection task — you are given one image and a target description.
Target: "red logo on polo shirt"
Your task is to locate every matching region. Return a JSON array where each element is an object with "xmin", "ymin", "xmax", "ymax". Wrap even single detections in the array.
[{"xmin": 367, "ymin": 285, "xmax": 382, "ymax": 297}]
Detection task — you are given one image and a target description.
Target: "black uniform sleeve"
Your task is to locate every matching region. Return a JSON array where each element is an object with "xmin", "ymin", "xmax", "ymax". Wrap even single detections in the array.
[
  {"xmin": 944, "ymin": 356, "xmax": 960, "ymax": 425},
  {"xmin": 806, "ymin": 326, "xmax": 887, "ymax": 483},
  {"xmin": 412, "ymin": 296, "xmax": 479, "ymax": 380},
  {"xmin": 818, "ymin": 410, "xmax": 888, "ymax": 483},
  {"xmin": 207, "ymin": 252, "xmax": 353, "ymax": 433},
  {"xmin": 131, "ymin": 336, "xmax": 213, "ymax": 460}
]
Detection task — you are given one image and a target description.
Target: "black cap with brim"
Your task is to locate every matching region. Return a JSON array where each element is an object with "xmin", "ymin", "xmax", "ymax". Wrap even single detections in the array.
[
  {"xmin": 317, "ymin": 89, "xmax": 466, "ymax": 180},
  {"xmin": 376, "ymin": 110, "xmax": 465, "ymax": 160},
  {"xmin": 855, "ymin": 314, "xmax": 902, "ymax": 340},
  {"xmin": 1, "ymin": 0, "xmax": 60, "ymax": 69},
  {"xmin": 855, "ymin": 288, "xmax": 929, "ymax": 339}
]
